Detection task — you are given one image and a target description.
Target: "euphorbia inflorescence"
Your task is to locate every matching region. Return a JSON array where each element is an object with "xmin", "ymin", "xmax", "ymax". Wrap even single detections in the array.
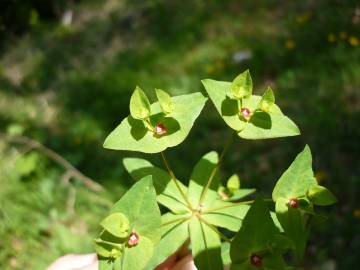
[
  {"xmin": 240, "ymin": 107, "xmax": 252, "ymax": 121},
  {"xmin": 288, "ymin": 198, "xmax": 299, "ymax": 208},
  {"xmin": 154, "ymin": 123, "xmax": 167, "ymax": 136},
  {"xmin": 250, "ymin": 254, "xmax": 262, "ymax": 267},
  {"xmin": 128, "ymin": 232, "xmax": 140, "ymax": 246}
]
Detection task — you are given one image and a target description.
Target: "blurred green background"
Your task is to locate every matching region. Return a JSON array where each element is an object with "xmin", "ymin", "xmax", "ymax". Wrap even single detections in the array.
[{"xmin": 0, "ymin": 0, "xmax": 359, "ymax": 269}]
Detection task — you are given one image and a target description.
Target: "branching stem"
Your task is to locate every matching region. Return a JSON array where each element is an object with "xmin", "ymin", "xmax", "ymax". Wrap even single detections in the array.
[
  {"xmin": 160, "ymin": 151, "xmax": 193, "ymax": 209},
  {"xmin": 161, "ymin": 216, "xmax": 191, "ymax": 227},
  {"xmin": 203, "ymin": 198, "xmax": 273, "ymax": 214},
  {"xmin": 198, "ymin": 131, "xmax": 235, "ymax": 205},
  {"xmin": 198, "ymin": 216, "xmax": 232, "ymax": 243}
]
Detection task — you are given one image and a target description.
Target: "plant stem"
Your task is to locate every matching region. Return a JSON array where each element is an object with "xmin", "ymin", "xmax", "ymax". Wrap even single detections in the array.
[
  {"xmin": 203, "ymin": 200, "xmax": 254, "ymax": 213},
  {"xmin": 198, "ymin": 216, "xmax": 232, "ymax": 243},
  {"xmin": 161, "ymin": 216, "xmax": 191, "ymax": 227},
  {"xmin": 160, "ymin": 151, "xmax": 193, "ymax": 209},
  {"xmin": 198, "ymin": 131, "xmax": 235, "ymax": 205},
  {"xmin": 203, "ymin": 198, "xmax": 273, "ymax": 214}
]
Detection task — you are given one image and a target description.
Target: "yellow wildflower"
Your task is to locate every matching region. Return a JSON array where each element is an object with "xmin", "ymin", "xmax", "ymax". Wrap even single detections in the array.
[
  {"xmin": 349, "ymin": 36, "xmax": 359, "ymax": 46},
  {"xmin": 339, "ymin": 31, "xmax": 347, "ymax": 39},
  {"xmin": 285, "ymin": 39, "xmax": 296, "ymax": 50},
  {"xmin": 296, "ymin": 12, "xmax": 312, "ymax": 24},
  {"xmin": 327, "ymin": 33, "xmax": 336, "ymax": 43},
  {"xmin": 353, "ymin": 209, "xmax": 360, "ymax": 218}
]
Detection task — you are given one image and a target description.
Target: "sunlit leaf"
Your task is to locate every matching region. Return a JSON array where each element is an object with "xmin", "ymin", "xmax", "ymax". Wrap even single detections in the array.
[
  {"xmin": 227, "ymin": 174, "xmax": 240, "ymax": 191},
  {"xmin": 189, "ymin": 217, "xmax": 223, "ymax": 270},
  {"xmin": 104, "ymin": 92, "xmax": 207, "ymax": 153},
  {"xmin": 111, "ymin": 176, "xmax": 162, "ymax": 244},
  {"xmin": 123, "ymin": 157, "xmax": 189, "ymax": 213},
  {"xmin": 155, "ymin": 88, "xmax": 174, "ymax": 114},
  {"xmin": 145, "ymin": 214, "xmax": 189, "ymax": 270},
  {"xmin": 100, "ymin": 213, "xmax": 130, "ymax": 238},
  {"xmin": 272, "ymin": 145, "xmax": 317, "ymax": 201},
  {"xmin": 188, "ymin": 151, "xmax": 220, "ymax": 208},
  {"xmin": 230, "ymin": 70, "xmax": 253, "ymax": 99},
  {"xmin": 202, "ymin": 78, "xmax": 300, "ymax": 139},
  {"xmin": 259, "ymin": 87, "xmax": 275, "ymax": 112},
  {"xmin": 129, "ymin": 86, "xmax": 151, "ymax": 120},
  {"xmin": 307, "ymin": 185, "xmax": 337, "ymax": 206}
]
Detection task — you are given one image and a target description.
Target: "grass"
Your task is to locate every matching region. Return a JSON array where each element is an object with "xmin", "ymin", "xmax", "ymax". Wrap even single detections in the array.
[{"xmin": 0, "ymin": 0, "xmax": 359, "ymax": 269}]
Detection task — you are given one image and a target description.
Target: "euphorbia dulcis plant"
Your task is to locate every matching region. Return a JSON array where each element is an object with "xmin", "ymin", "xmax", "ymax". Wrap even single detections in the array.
[{"xmin": 95, "ymin": 70, "xmax": 337, "ymax": 270}]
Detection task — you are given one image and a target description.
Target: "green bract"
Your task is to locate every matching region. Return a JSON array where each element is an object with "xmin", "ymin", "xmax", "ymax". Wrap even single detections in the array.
[
  {"xmin": 202, "ymin": 74, "xmax": 300, "ymax": 139},
  {"xmin": 103, "ymin": 92, "xmax": 207, "ymax": 153},
  {"xmin": 130, "ymin": 86, "xmax": 151, "ymax": 120},
  {"xmin": 98, "ymin": 72, "xmax": 336, "ymax": 270},
  {"xmin": 307, "ymin": 185, "xmax": 337, "ymax": 206},
  {"xmin": 273, "ymin": 145, "xmax": 317, "ymax": 201},
  {"xmin": 230, "ymin": 198, "xmax": 288, "ymax": 270},
  {"xmin": 259, "ymin": 87, "xmax": 276, "ymax": 113},
  {"xmin": 230, "ymin": 69, "xmax": 253, "ymax": 99},
  {"xmin": 96, "ymin": 176, "xmax": 161, "ymax": 270},
  {"xmin": 155, "ymin": 88, "xmax": 174, "ymax": 114},
  {"xmin": 100, "ymin": 213, "xmax": 129, "ymax": 238},
  {"xmin": 271, "ymin": 145, "xmax": 336, "ymax": 259},
  {"xmin": 227, "ymin": 174, "xmax": 241, "ymax": 192}
]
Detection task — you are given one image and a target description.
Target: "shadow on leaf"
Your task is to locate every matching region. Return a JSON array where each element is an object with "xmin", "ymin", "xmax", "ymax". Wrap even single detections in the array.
[
  {"xmin": 128, "ymin": 166, "xmax": 186, "ymax": 209},
  {"xmin": 150, "ymin": 113, "xmax": 181, "ymax": 137},
  {"xmin": 128, "ymin": 116, "xmax": 148, "ymax": 140},
  {"xmin": 250, "ymin": 112, "xmax": 272, "ymax": 129},
  {"xmin": 194, "ymin": 246, "xmax": 223, "ymax": 269},
  {"xmin": 221, "ymin": 97, "xmax": 238, "ymax": 116}
]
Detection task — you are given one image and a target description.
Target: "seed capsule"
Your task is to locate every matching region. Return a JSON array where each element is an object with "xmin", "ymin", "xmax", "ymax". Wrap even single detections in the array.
[
  {"xmin": 240, "ymin": 108, "xmax": 252, "ymax": 120},
  {"xmin": 288, "ymin": 198, "xmax": 299, "ymax": 208},
  {"xmin": 154, "ymin": 123, "xmax": 167, "ymax": 136},
  {"xmin": 128, "ymin": 232, "xmax": 139, "ymax": 246},
  {"xmin": 250, "ymin": 254, "xmax": 262, "ymax": 267}
]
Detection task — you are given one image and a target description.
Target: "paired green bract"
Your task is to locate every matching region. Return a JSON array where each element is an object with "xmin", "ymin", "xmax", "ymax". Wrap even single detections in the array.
[
  {"xmin": 272, "ymin": 145, "xmax": 337, "ymax": 259},
  {"xmin": 95, "ymin": 176, "xmax": 161, "ymax": 270},
  {"xmin": 103, "ymin": 87, "xmax": 207, "ymax": 153},
  {"xmin": 202, "ymin": 70, "xmax": 300, "ymax": 139},
  {"xmin": 96, "ymin": 71, "xmax": 337, "ymax": 270}
]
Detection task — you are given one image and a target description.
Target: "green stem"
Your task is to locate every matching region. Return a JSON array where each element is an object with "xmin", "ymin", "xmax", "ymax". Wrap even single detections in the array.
[
  {"xmin": 203, "ymin": 200, "xmax": 254, "ymax": 214},
  {"xmin": 162, "ymin": 216, "xmax": 191, "ymax": 227},
  {"xmin": 198, "ymin": 131, "xmax": 235, "ymax": 205},
  {"xmin": 199, "ymin": 216, "xmax": 232, "ymax": 243},
  {"xmin": 203, "ymin": 198, "xmax": 273, "ymax": 214},
  {"xmin": 160, "ymin": 152, "xmax": 193, "ymax": 209},
  {"xmin": 143, "ymin": 117, "xmax": 154, "ymax": 132}
]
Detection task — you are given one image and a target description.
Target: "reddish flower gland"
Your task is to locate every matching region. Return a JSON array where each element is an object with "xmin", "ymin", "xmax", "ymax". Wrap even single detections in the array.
[
  {"xmin": 250, "ymin": 254, "xmax": 262, "ymax": 267},
  {"xmin": 241, "ymin": 108, "xmax": 252, "ymax": 120},
  {"xmin": 288, "ymin": 198, "xmax": 299, "ymax": 208},
  {"xmin": 154, "ymin": 123, "xmax": 167, "ymax": 136},
  {"xmin": 128, "ymin": 232, "xmax": 139, "ymax": 246}
]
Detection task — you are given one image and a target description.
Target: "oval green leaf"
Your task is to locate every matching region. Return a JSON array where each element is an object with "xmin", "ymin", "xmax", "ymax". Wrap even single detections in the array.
[
  {"xmin": 130, "ymin": 86, "xmax": 151, "ymax": 120},
  {"xmin": 155, "ymin": 88, "xmax": 174, "ymax": 114},
  {"xmin": 230, "ymin": 70, "xmax": 253, "ymax": 99}
]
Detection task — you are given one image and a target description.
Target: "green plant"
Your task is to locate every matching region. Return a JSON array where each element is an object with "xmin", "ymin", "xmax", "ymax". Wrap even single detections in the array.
[{"xmin": 94, "ymin": 70, "xmax": 337, "ymax": 270}]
